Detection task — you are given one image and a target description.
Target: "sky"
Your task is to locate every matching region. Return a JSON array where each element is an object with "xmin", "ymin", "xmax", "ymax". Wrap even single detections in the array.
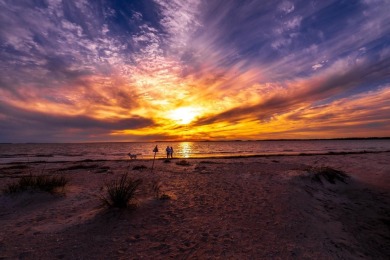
[{"xmin": 0, "ymin": 0, "xmax": 389, "ymax": 142}]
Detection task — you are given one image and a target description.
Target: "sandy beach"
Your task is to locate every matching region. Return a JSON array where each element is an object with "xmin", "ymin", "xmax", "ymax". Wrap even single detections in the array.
[{"xmin": 0, "ymin": 152, "xmax": 389, "ymax": 259}]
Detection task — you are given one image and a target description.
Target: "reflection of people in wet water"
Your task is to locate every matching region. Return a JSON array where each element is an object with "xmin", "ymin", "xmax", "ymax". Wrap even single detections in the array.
[
  {"xmin": 170, "ymin": 146, "xmax": 174, "ymax": 158},
  {"xmin": 166, "ymin": 146, "xmax": 171, "ymax": 158}
]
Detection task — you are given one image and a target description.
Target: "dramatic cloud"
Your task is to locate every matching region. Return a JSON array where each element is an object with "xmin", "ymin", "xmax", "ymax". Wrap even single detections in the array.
[{"xmin": 0, "ymin": 0, "xmax": 389, "ymax": 142}]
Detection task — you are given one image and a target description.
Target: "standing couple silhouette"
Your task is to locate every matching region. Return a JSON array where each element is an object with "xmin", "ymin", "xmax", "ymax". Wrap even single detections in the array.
[{"xmin": 165, "ymin": 146, "xmax": 174, "ymax": 158}]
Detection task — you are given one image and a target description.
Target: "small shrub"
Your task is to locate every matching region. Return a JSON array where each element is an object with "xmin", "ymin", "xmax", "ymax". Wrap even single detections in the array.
[
  {"xmin": 307, "ymin": 166, "xmax": 349, "ymax": 184},
  {"xmin": 176, "ymin": 160, "xmax": 190, "ymax": 166},
  {"xmin": 34, "ymin": 175, "xmax": 68, "ymax": 192},
  {"xmin": 133, "ymin": 165, "xmax": 147, "ymax": 170},
  {"xmin": 3, "ymin": 174, "xmax": 68, "ymax": 194},
  {"xmin": 100, "ymin": 173, "xmax": 142, "ymax": 209}
]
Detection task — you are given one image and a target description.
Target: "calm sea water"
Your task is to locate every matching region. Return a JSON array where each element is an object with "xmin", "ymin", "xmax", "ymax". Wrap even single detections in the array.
[{"xmin": 1, "ymin": 140, "xmax": 390, "ymax": 163}]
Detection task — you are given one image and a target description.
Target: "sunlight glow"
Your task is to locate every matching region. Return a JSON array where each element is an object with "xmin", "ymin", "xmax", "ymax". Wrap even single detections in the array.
[
  {"xmin": 1, "ymin": 1, "xmax": 389, "ymax": 142},
  {"xmin": 168, "ymin": 106, "xmax": 202, "ymax": 125}
]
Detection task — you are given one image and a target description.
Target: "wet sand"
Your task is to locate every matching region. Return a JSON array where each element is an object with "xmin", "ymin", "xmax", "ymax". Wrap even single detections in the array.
[{"xmin": 0, "ymin": 152, "xmax": 389, "ymax": 259}]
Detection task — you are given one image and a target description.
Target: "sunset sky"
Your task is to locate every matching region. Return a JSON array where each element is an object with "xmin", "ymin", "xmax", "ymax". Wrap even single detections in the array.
[{"xmin": 1, "ymin": 0, "xmax": 389, "ymax": 142}]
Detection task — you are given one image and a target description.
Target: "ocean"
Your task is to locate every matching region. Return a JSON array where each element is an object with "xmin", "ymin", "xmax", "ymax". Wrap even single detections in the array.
[{"xmin": 1, "ymin": 139, "xmax": 390, "ymax": 164}]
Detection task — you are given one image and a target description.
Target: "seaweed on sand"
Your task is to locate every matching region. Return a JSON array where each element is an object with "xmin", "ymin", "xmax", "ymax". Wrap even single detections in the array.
[
  {"xmin": 176, "ymin": 160, "xmax": 191, "ymax": 166},
  {"xmin": 306, "ymin": 166, "xmax": 349, "ymax": 184}
]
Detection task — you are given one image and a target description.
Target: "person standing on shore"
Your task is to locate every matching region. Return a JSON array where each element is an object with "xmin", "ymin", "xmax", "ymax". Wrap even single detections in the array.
[
  {"xmin": 166, "ymin": 146, "xmax": 171, "ymax": 159},
  {"xmin": 170, "ymin": 146, "xmax": 174, "ymax": 158}
]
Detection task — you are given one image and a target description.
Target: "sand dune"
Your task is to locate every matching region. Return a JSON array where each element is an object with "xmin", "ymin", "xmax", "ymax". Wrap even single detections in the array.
[{"xmin": 0, "ymin": 153, "xmax": 389, "ymax": 259}]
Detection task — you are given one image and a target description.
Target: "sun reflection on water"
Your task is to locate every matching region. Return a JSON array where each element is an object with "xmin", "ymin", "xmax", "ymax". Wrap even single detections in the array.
[{"xmin": 178, "ymin": 142, "xmax": 193, "ymax": 158}]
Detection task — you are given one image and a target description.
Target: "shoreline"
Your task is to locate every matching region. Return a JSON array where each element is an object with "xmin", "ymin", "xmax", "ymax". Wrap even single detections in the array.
[{"xmin": 2, "ymin": 149, "xmax": 390, "ymax": 165}]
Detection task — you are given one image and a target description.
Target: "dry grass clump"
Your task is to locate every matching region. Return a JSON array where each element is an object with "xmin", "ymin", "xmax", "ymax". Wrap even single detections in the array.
[
  {"xmin": 176, "ymin": 160, "xmax": 191, "ymax": 166},
  {"xmin": 100, "ymin": 173, "xmax": 142, "ymax": 209},
  {"xmin": 306, "ymin": 166, "xmax": 349, "ymax": 184},
  {"xmin": 3, "ymin": 174, "xmax": 68, "ymax": 194}
]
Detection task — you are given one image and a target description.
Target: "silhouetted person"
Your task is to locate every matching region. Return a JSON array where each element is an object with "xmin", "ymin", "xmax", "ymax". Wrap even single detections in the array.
[
  {"xmin": 166, "ymin": 146, "xmax": 171, "ymax": 158},
  {"xmin": 170, "ymin": 146, "xmax": 174, "ymax": 158}
]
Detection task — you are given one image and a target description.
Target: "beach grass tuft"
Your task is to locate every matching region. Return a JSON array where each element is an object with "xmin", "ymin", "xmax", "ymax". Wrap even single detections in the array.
[
  {"xmin": 100, "ymin": 173, "xmax": 142, "ymax": 209},
  {"xmin": 3, "ymin": 174, "xmax": 68, "ymax": 194},
  {"xmin": 151, "ymin": 180, "xmax": 171, "ymax": 200},
  {"xmin": 307, "ymin": 166, "xmax": 349, "ymax": 184},
  {"xmin": 151, "ymin": 180, "xmax": 162, "ymax": 199}
]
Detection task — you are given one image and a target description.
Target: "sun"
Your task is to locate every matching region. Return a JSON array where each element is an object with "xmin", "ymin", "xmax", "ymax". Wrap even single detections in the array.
[{"xmin": 169, "ymin": 106, "xmax": 201, "ymax": 125}]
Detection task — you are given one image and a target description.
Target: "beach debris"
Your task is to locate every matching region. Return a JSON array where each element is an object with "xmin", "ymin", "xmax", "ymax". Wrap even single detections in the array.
[
  {"xmin": 194, "ymin": 165, "xmax": 210, "ymax": 174},
  {"xmin": 132, "ymin": 165, "xmax": 147, "ymax": 171},
  {"xmin": 176, "ymin": 160, "xmax": 191, "ymax": 166},
  {"xmin": 95, "ymin": 166, "xmax": 111, "ymax": 174},
  {"xmin": 159, "ymin": 194, "xmax": 171, "ymax": 200},
  {"xmin": 199, "ymin": 161, "xmax": 222, "ymax": 164}
]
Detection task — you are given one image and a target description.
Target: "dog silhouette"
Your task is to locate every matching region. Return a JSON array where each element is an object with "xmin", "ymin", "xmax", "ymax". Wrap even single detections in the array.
[{"xmin": 127, "ymin": 153, "xmax": 137, "ymax": 159}]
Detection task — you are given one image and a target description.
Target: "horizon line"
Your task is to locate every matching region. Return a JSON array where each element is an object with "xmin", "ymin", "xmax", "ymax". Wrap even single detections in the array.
[{"xmin": 1, "ymin": 136, "xmax": 390, "ymax": 144}]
